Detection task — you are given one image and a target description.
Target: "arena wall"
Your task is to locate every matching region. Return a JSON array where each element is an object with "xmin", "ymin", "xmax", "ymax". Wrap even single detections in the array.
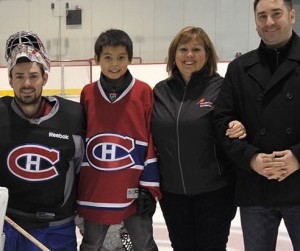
[{"xmin": 0, "ymin": 62, "xmax": 229, "ymax": 96}]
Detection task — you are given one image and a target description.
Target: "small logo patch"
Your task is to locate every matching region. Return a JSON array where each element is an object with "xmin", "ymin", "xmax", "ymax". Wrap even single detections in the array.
[{"xmin": 196, "ymin": 98, "xmax": 213, "ymax": 108}]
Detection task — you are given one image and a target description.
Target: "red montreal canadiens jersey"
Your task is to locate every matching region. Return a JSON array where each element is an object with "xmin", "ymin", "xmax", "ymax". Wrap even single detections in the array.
[{"xmin": 77, "ymin": 78, "xmax": 161, "ymax": 224}]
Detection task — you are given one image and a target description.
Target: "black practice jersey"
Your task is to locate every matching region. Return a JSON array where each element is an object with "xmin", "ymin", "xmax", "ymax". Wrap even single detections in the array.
[{"xmin": 0, "ymin": 96, "xmax": 85, "ymax": 229}]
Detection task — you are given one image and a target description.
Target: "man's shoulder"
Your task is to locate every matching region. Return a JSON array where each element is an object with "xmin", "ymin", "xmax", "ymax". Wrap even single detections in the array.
[
  {"xmin": 48, "ymin": 96, "xmax": 83, "ymax": 115},
  {"xmin": 228, "ymin": 49, "xmax": 259, "ymax": 71},
  {"xmin": 233, "ymin": 49, "xmax": 257, "ymax": 62},
  {"xmin": 0, "ymin": 96, "xmax": 13, "ymax": 102},
  {"xmin": 0, "ymin": 96, "xmax": 13, "ymax": 108},
  {"xmin": 53, "ymin": 95, "xmax": 80, "ymax": 106}
]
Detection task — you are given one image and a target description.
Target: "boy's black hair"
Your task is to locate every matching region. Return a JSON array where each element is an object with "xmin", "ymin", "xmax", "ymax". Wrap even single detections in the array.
[
  {"xmin": 254, "ymin": 0, "xmax": 293, "ymax": 11},
  {"xmin": 94, "ymin": 29, "xmax": 133, "ymax": 61}
]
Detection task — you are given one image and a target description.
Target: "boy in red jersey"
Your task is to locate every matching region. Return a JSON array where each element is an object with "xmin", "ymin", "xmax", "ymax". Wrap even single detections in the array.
[{"xmin": 77, "ymin": 29, "xmax": 161, "ymax": 251}]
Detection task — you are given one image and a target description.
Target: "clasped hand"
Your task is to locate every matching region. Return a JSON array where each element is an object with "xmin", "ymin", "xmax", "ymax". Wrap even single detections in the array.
[
  {"xmin": 250, "ymin": 150, "xmax": 300, "ymax": 181},
  {"xmin": 225, "ymin": 122, "xmax": 299, "ymax": 181},
  {"xmin": 226, "ymin": 120, "xmax": 247, "ymax": 139}
]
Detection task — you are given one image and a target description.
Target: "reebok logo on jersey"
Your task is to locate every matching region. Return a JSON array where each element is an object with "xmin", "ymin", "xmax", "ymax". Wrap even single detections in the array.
[
  {"xmin": 196, "ymin": 98, "xmax": 213, "ymax": 108},
  {"xmin": 49, "ymin": 132, "xmax": 69, "ymax": 140}
]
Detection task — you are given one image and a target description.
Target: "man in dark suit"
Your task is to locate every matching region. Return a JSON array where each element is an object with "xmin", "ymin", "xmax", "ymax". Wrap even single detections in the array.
[{"xmin": 213, "ymin": 0, "xmax": 300, "ymax": 250}]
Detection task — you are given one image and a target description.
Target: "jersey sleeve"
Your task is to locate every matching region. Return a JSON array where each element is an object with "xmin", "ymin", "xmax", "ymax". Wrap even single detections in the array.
[{"xmin": 139, "ymin": 89, "xmax": 162, "ymax": 200}]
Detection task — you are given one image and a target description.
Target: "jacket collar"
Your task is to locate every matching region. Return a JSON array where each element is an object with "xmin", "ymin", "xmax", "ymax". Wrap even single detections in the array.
[
  {"xmin": 244, "ymin": 31, "xmax": 300, "ymax": 67},
  {"xmin": 172, "ymin": 65, "xmax": 212, "ymax": 88},
  {"xmin": 242, "ymin": 31, "xmax": 300, "ymax": 91}
]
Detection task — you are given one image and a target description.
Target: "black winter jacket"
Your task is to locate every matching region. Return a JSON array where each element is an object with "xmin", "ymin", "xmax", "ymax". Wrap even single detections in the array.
[
  {"xmin": 152, "ymin": 67, "xmax": 235, "ymax": 195},
  {"xmin": 213, "ymin": 32, "xmax": 300, "ymax": 207}
]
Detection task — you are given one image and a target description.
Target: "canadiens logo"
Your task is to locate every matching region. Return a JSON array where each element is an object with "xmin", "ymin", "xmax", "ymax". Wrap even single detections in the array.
[
  {"xmin": 196, "ymin": 97, "xmax": 213, "ymax": 108},
  {"xmin": 7, "ymin": 145, "xmax": 59, "ymax": 181},
  {"xmin": 86, "ymin": 133, "xmax": 135, "ymax": 171}
]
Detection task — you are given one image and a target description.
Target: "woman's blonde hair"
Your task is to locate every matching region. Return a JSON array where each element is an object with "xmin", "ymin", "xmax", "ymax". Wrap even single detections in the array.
[{"xmin": 166, "ymin": 26, "xmax": 218, "ymax": 77}]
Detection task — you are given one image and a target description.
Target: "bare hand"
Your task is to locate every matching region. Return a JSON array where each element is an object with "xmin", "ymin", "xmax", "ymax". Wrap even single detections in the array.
[
  {"xmin": 273, "ymin": 150, "xmax": 300, "ymax": 182},
  {"xmin": 250, "ymin": 153, "xmax": 286, "ymax": 180},
  {"xmin": 226, "ymin": 120, "xmax": 247, "ymax": 139}
]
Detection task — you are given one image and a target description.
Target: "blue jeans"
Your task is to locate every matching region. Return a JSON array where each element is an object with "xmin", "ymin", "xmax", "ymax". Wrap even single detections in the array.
[
  {"xmin": 80, "ymin": 212, "xmax": 158, "ymax": 251},
  {"xmin": 160, "ymin": 185, "xmax": 236, "ymax": 251},
  {"xmin": 240, "ymin": 206, "xmax": 300, "ymax": 251}
]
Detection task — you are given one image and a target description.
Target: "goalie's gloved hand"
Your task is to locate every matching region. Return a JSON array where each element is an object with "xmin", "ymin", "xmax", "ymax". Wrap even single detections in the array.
[{"xmin": 137, "ymin": 188, "xmax": 156, "ymax": 218}]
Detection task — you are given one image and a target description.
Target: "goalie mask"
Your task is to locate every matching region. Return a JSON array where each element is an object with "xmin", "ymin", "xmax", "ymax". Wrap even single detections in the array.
[{"xmin": 5, "ymin": 31, "xmax": 50, "ymax": 75}]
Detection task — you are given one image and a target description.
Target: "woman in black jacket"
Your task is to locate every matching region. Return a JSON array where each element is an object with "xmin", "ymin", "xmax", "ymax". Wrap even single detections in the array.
[{"xmin": 152, "ymin": 26, "xmax": 245, "ymax": 251}]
